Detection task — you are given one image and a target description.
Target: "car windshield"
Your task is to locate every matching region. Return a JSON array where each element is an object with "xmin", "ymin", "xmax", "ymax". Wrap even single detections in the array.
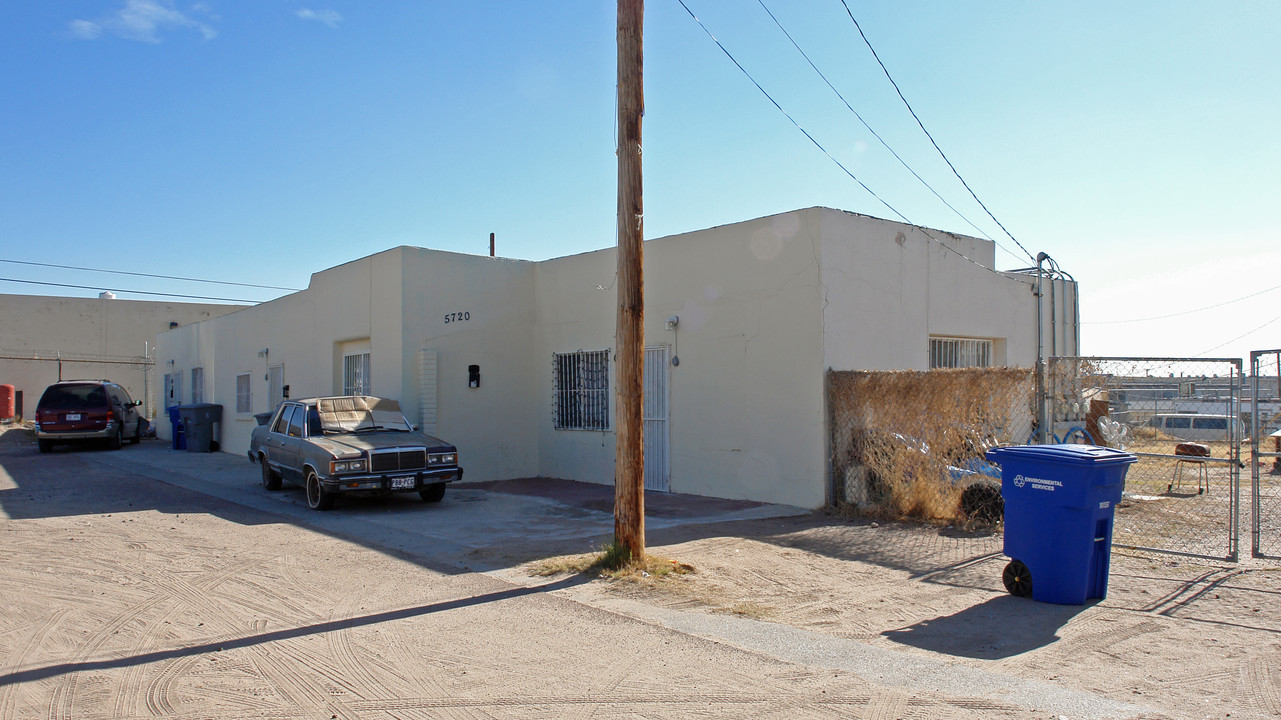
[
  {"xmin": 39, "ymin": 384, "xmax": 108, "ymax": 410},
  {"xmin": 315, "ymin": 396, "xmax": 413, "ymax": 434}
]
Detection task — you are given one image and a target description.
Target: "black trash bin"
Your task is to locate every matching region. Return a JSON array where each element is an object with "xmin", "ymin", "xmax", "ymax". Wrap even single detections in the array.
[{"xmin": 178, "ymin": 403, "xmax": 223, "ymax": 452}]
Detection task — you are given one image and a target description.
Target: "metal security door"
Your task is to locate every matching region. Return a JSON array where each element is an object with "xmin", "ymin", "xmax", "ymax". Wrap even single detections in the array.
[{"xmin": 643, "ymin": 346, "xmax": 670, "ymax": 492}]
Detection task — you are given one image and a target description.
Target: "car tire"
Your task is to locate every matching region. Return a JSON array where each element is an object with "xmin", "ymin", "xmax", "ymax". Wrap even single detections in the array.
[
  {"xmin": 261, "ymin": 455, "xmax": 282, "ymax": 491},
  {"xmin": 108, "ymin": 425, "xmax": 123, "ymax": 451},
  {"xmin": 37, "ymin": 439, "xmax": 51, "ymax": 453},
  {"xmin": 131, "ymin": 420, "xmax": 143, "ymax": 444},
  {"xmin": 418, "ymin": 483, "xmax": 446, "ymax": 503},
  {"xmin": 305, "ymin": 469, "xmax": 334, "ymax": 511}
]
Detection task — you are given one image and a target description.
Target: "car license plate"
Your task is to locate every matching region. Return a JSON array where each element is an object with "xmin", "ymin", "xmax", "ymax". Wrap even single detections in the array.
[
  {"xmin": 390, "ymin": 476, "xmax": 415, "ymax": 490},
  {"xmin": 66, "ymin": 413, "xmax": 81, "ymax": 421}
]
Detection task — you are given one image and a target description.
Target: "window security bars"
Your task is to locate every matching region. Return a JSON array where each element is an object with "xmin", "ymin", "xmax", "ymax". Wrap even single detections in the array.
[
  {"xmin": 343, "ymin": 352, "xmax": 371, "ymax": 396},
  {"xmin": 930, "ymin": 337, "xmax": 992, "ymax": 369},
  {"xmin": 554, "ymin": 350, "xmax": 610, "ymax": 430}
]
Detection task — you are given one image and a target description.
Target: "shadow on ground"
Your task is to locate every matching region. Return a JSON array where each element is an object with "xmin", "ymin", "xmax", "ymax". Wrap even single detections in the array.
[{"xmin": 883, "ymin": 595, "xmax": 1086, "ymax": 659}]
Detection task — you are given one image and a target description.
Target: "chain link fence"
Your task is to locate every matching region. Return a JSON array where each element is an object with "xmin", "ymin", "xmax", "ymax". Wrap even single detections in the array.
[
  {"xmin": 1045, "ymin": 356, "xmax": 1242, "ymax": 561},
  {"xmin": 828, "ymin": 368, "xmax": 1034, "ymax": 524},
  {"xmin": 0, "ymin": 351, "xmax": 158, "ymax": 424},
  {"xmin": 829, "ymin": 358, "xmax": 1251, "ymax": 562},
  {"xmin": 1250, "ymin": 349, "xmax": 1281, "ymax": 558}
]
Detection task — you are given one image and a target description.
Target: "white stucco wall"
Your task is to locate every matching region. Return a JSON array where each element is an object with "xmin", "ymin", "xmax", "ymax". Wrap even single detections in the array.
[
  {"xmin": 158, "ymin": 250, "xmax": 405, "ymax": 453},
  {"xmin": 816, "ymin": 208, "xmax": 1073, "ymax": 371},
  {"xmin": 533, "ymin": 211, "xmax": 829, "ymax": 508},
  {"xmin": 150, "ymin": 208, "xmax": 1075, "ymax": 509},
  {"xmin": 0, "ymin": 293, "xmax": 244, "ymax": 420},
  {"xmin": 398, "ymin": 248, "xmax": 540, "ymax": 482}
]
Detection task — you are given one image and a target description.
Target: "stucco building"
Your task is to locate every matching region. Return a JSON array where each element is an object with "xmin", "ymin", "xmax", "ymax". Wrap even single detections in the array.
[
  {"xmin": 0, "ymin": 294, "xmax": 244, "ymax": 419},
  {"xmin": 157, "ymin": 208, "xmax": 1078, "ymax": 507}
]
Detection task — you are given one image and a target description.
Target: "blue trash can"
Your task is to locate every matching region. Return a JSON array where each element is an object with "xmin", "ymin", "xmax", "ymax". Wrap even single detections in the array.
[
  {"xmin": 167, "ymin": 405, "xmax": 186, "ymax": 450},
  {"xmin": 986, "ymin": 444, "xmax": 1137, "ymax": 605}
]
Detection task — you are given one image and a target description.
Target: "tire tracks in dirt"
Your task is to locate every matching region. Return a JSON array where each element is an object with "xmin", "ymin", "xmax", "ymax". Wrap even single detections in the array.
[
  {"xmin": 0, "ymin": 609, "xmax": 68, "ymax": 720},
  {"xmin": 1241, "ymin": 655, "xmax": 1281, "ymax": 717}
]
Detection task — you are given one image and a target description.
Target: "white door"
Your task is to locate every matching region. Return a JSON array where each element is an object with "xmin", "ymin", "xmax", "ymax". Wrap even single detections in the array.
[
  {"xmin": 268, "ymin": 364, "xmax": 284, "ymax": 410},
  {"xmin": 643, "ymin": 346, "xmax": 670, "ymax": 492}
]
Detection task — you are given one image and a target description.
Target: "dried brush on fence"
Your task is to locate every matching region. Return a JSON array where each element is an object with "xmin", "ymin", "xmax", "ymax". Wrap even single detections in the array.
[{"xmin": 829, "ymin": 368, "xmax": 1034, "ymax": 523}]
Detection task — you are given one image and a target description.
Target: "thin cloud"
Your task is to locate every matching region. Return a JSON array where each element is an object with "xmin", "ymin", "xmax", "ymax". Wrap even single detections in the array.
[
  {"xmin": 296, "ymin": 8, "xmax": 342, "ymax": 28},
  {"xmin": 69, "ymin": 0, "xmax": 218, "ymax": 43}
]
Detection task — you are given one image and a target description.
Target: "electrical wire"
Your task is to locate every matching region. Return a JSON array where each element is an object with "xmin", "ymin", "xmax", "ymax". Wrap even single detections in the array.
[
  {"xmin": 0, "ymin": 258, "xmax": 302, "ymax": 291},
  {"xmin": 0, "ymin": 277, "xmax": 259, "ymax": 303},
  {"xmin": 674, "ymin": 0, "xmax": 910, "ymax": 225},
  {"xmin": 1193, "ymin": 310, "xmax": 1281, "ymax": 358},
  {"xmin": 1085, "ymin": 280, "xmax": 1281, "ymax": 324},
  {"xmin": 674, "ymin": 0, "xmax": 1023, "ymax": 278},
  {"xmin": 754, "ymin": 0, "xmax": 1005, "ymax": 250},
  {"xmin": 838, "ymin": 0, "xmax": 1037, "ymax": 265}
]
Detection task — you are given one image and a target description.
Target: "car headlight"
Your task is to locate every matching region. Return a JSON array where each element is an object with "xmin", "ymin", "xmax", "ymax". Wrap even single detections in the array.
[
  {"xmin": 429, "ymin": 452, "xmax": 458, "ymax": 466},
  {"xmin": 331, "ymin": 459, "xmax": 366, "ymax": 474}
]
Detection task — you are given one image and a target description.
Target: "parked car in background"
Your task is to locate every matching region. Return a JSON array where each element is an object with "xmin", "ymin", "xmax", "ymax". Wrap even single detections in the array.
[
  {"xmin": 34, "ymin": 380, "xmax": 145, "ymax": 452},
  {"xmin": 248, "ymin": 395, "xmax": 463, "ymax": 510}
]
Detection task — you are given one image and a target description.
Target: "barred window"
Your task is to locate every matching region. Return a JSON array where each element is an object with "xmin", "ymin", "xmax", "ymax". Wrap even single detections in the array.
[
  {"xmin": 236, "ymin": 373, "xmax": 252, "ymax": 413},
  {"xmin": 343, "ymin": 352, "xmax": 371, "ymax": 395},
  {"xmin": 554, "ymin": 350, "xmax": 610, "ymax": 430},
  {"xmin": 929, "ymin": 337, "xmax": 993, "ymax": 369}
]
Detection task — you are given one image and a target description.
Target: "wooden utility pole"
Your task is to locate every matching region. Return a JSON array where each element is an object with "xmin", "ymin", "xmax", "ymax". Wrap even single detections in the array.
[{"xmin": 614, "ymin": 0, "xmax": 645, "ymax": 561}]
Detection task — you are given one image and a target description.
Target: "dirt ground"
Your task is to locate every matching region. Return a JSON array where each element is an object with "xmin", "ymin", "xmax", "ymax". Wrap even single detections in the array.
[
  {"xmin": 4, "ymin": 424, "xmax": 1280, "ymax": 719},
  {"xmin": 506, "ymin": 511, "xmax": 1281, "ymax": 720}
]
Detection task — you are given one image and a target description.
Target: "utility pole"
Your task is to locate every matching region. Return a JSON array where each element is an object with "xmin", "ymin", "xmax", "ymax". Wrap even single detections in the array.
[{"xmin": 614, "ymin": 0, "xmax": 645, "ymax": 561}]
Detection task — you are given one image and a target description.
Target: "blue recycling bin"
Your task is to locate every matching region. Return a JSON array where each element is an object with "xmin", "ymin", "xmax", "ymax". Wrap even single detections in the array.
[
  {"xmin": 986, "ymin": 444, "xmax": 1137, "ymax": 605},
  {"xmin": 167, "ymin": 405, "xmax": 186, "ymax": 450}
]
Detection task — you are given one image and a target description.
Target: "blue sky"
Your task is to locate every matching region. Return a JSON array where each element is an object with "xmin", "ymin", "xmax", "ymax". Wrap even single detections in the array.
[{"xmin": 2, "ymin": 1, "xmax": 1278, "ymax": 364}]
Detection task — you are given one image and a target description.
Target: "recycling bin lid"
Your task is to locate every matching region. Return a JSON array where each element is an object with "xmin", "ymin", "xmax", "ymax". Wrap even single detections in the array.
[{"xmin": 987, "ymin": 444, "xmax": 1136, "ymax": 467}]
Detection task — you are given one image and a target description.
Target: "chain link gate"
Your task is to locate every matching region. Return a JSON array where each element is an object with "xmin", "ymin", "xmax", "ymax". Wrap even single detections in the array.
[
  {"xmin": 1045, "ymin": 357, "xmax": 1242, "ymax": 561},
  {"xmin": 0, "ymin": 352, "xmax": 158, "ymax": 424},
  {"xmin": 1250, "ymin": 349, "xmax": 1281, "ymax": 558}
]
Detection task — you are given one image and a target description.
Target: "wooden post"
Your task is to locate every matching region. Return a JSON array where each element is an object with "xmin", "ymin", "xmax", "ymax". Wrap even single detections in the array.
[{"xmin": 614, "ymin": 0, "xmax": 645, "ymax": 561}]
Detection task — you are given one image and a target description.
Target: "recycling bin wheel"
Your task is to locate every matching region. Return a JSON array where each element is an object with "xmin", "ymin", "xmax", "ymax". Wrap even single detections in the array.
[{"xmin": 1003, "ymin": 559, "xmax": 1033, "ymax": 597}]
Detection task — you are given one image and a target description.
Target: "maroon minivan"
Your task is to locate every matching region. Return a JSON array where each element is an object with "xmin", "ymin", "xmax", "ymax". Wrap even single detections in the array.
[{"xmin": 34, "ymin": 380, "xmax": 145, "ymax": 452}]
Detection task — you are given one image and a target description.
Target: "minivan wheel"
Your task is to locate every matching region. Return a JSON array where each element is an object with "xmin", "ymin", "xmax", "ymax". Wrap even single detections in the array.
[
  {"xmin": 131, "ymin": 420, "xmax": 143, "ymax": 444},
  {"xmin": 38, "ymin": 439, "xmax": 51, "ymax": 453},
  {"xmin": 108, "ymin": 425, "xmax": 123, "ymax": 451},
  {"xmin": 305, "ymin": 470, "xmax": 334, "ymax": 510}
]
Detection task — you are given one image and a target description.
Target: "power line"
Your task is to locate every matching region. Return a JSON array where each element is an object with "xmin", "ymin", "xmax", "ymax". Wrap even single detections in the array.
[
  {"xmin": 1085, "ymin": 280, "xmax": 1281, "ymax": 324},
  {"xmin": 0, "ymin": 258, "xmax": 302, "ymax": 291},
  {"xmin": 1193, "ymin": 310, "xmax": 1281, "ymax": 358},
  {"xmin": 838, "ymin": 0, "xmax": 1037, "ymax": 265},
  {"xmin": 673, "ymin": 0, "xmax": 910, "ymax": 225},
  {"xmin": 754, "ymin": 0, "xmax": 1007, "ymax": 253},
  {"xmin": 0, "ymin": 277, "xmax": 259, "ymax": 303},
  {"xmin": 674, "ymin": 0, "xmax": 1021, "ymax": 278}
]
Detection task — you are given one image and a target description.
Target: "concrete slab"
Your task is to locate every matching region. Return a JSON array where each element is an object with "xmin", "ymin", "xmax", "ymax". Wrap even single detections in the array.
[{"xmin": 94, "ymin": 440, "xmax": 809, "ymax": 571}]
